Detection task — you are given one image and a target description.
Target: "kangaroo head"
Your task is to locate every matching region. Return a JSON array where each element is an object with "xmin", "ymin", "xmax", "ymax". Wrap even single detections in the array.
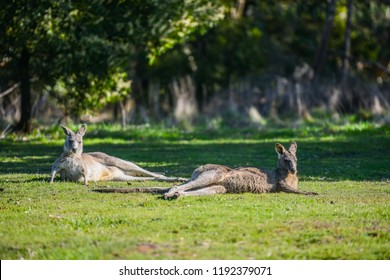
[
  {"xmin": 275, "ymin": 142, "xmax": 298, "ymax": 174},
  {"xmin": 61, "ymin": 124, "xmax": 86, "ymax": 154}
]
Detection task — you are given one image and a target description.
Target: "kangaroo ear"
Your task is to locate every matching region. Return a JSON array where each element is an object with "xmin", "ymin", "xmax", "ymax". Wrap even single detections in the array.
[
  {"xmin": 61, "ymin": 125, "xmax": 73, "ymax": 136},
  {"xmin": 275, "ymin": 143, "xmax": 286, "ymax": 155},
  {"xmin": 289, "ymin": 141, "xmax": 297, "ymax": 155},
  {"xmin": 77, "ymin": 124, "xmax": 86, "ymax": 137}
]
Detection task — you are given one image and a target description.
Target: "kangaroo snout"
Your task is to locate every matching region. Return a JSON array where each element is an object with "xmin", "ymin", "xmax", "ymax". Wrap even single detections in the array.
[{"xmin": 290, "ymin": 168, "xmax": 297, "ymax": 174}]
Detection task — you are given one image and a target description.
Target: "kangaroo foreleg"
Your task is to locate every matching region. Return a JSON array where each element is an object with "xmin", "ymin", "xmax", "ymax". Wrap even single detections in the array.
[
  {"xmin": 49, "ymin": 162, "xmax": 61, "ymax": 183},
  {"xmin": 49, "ymin": 170, "xmax": 57, "ymax": 183}
]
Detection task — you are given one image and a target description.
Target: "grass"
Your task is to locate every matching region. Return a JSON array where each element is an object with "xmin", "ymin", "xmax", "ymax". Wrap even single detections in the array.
[{"xmin": 0, "ymin": 121, "xmax": 389, "ymax": 259}]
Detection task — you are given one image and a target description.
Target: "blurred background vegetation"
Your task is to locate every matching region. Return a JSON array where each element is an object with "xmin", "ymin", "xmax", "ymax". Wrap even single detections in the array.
[{"xmin": 1, "ymin": 0, "xmax": 389, "ymax": 134}]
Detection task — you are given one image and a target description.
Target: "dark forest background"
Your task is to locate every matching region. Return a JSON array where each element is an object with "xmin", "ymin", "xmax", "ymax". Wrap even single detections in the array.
[{"xmin": 1, "ymin": 0, "xmax": 389, "ymax": 133}]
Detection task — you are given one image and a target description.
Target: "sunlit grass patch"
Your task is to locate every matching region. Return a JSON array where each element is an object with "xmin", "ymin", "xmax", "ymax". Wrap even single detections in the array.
[{"xmin": 0, "ymin": 122, "xmax": 389, "ymax": 259}]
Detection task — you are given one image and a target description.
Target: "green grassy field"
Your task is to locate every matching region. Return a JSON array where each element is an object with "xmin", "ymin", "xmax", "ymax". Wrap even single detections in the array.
[{"xmin": 0, "ymin": 122, "xmax": 389, "ymax": 259}]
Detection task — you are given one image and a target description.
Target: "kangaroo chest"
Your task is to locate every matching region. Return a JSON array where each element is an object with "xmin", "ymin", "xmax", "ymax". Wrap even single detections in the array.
[
  {"xmin": 58, "ymin": 156, "xmax": 85, "ymax": 182},
  {"xmin": 276, "ymin": 173, "xmax": 298, "ymax": 191}
]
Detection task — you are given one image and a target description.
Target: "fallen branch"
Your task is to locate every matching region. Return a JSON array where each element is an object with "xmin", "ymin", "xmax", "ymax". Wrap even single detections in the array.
[
  {"xmin": 1, "ymin": 124, "xmax": 14, "ymax": 138},
  {"xmin": 0, "ymin": 83, "xmax": 20, "ymax": 99}
]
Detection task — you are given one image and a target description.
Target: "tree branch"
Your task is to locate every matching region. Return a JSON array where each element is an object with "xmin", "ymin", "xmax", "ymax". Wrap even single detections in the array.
[
  {"xmin": 0, "ymin": 83, "xmax": 20, "ymax": 99},
  {"xmin": 328, "ymin": 50, "xmax": 390, "ymax": 75}
]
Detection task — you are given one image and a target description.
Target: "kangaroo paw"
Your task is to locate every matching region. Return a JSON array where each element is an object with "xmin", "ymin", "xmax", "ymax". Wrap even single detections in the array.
[{"xmin": 164, "ymin": 191, "xmax": 181, "ymax": 200}]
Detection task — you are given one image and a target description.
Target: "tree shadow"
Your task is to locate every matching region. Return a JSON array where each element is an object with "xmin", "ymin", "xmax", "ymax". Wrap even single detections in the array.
[{"xmin": 0, "ymin": 131, "xmax": 389, "ymax": 182}]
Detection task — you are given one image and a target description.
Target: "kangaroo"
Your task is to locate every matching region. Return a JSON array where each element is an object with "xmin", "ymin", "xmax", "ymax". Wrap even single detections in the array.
[
  {"xmin": 93, "ymin": 142, "xmax": 318, "ymax": 198},
  {"xmin": 49, "ymin": 124, "xmax": 186, "ymax": 185}
]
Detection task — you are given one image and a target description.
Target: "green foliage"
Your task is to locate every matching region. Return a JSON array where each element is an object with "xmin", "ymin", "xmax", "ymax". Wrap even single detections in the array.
[
  {"xmin": 51, "ymin": 69, "xmax": 131, "ymax": 116},
  {"xmin": 0, "ymin": 123, "xmax": 389, "ymax": 259},
  {"xmin": 1, "ymin": 1, "xmax": 389, "ymax": 128},
  {"xmin": 149, "ymin": 0, "xmax": 390, "ymax": 97},
  {"xmin": 145, "ymin": 0, "xmax": 225, "ymax": 64},
  {"xmin": 0, "ymin": 0, "xmax": 225, "ymax": 118}
]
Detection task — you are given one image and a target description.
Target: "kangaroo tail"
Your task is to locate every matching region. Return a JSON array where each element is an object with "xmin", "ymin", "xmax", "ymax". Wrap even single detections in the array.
[{"xmin": 92, "ymin": 187, "xmax": 170, "ymax": 194}]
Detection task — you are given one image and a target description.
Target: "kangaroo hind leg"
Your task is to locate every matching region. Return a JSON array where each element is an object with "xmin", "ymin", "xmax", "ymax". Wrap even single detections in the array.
[
  {"xmin": 92, "ymin": 187, "xmax": 170, "ymax": 194},
  {"xmin": 112, "ymin": 174, "xmax": 157, "ymax": 181},
  {"xmin": 166, "ymin": 185, "xmax": 227, "ymax": 199},
  {"xmin": 164, "ymin": 169, "xmax": 225, "ymax": 199},
  {"xmin": 98, "ymin": 153, "xmax": 186, "ymax": 182}
]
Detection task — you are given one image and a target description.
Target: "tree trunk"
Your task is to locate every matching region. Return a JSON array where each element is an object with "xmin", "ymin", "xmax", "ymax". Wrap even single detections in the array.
[
  {"xmin": 15, "ymin": 48, "xmax": 32, "ymax": 133},
  {"xmin": 342, "ymin": 0, "xmax": 352, "ymax": 84},
  {"xmin": 194, "ymin": 37, "xmax": 207, "ymax": 112},
  {"xmin": 341, "ymin": 0, "xmax": 353, "ymax": 112},
  {"xmin": 313, "ymin": 0, "xmax": 337, "ymax": 76},
  {"xmin": 132, "ymin": 53, "xmax": 149, "ymax": 123}
]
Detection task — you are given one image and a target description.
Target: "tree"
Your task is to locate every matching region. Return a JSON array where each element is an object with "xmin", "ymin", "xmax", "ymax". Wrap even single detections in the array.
[
  {"xmin": 0, "ymin": 0, "xmax": 52, "ymax": 132},
  {"xmin": 0, "ymin": 0, "xmax": 224, "ymax": 132},
  {"xmin": 140, "ymin": 0, "xmax": 390, "ymax": 122},
  {"xmin": 313, "ymin": 0, "xmax": 337, "ymax": 77},
  {"xmin": 341, "ymin": 0, "xmax": 353, "ymax": 108}
]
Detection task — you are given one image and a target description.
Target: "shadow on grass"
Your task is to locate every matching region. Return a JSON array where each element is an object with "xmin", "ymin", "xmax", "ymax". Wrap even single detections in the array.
[
  {"xmin": 1, "ymin": 129, "xmax": 389, "ymax": 182},
  {"xmin": 80, "ymin": 122, "xmax": 390, "ymax": 142}
]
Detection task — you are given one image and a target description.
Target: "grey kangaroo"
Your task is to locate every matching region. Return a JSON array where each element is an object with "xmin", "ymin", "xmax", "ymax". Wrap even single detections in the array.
[
  {"xmin": 93, "ymin": 142, "xmax": 318, "ymax": 198},
  {"xmin": 50, "ymin": 125, "xmax": 186, "ymax": 185}
]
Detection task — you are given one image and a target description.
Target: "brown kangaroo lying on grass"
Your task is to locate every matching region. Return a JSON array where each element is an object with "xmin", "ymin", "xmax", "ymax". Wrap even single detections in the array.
[
  {"xmin": 49, "ymin": 125, "xmax": 186, "ymax": 185},
  {"xmin": 93, "ymin": 141, "xmax": 318, "ymax": 198}
]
